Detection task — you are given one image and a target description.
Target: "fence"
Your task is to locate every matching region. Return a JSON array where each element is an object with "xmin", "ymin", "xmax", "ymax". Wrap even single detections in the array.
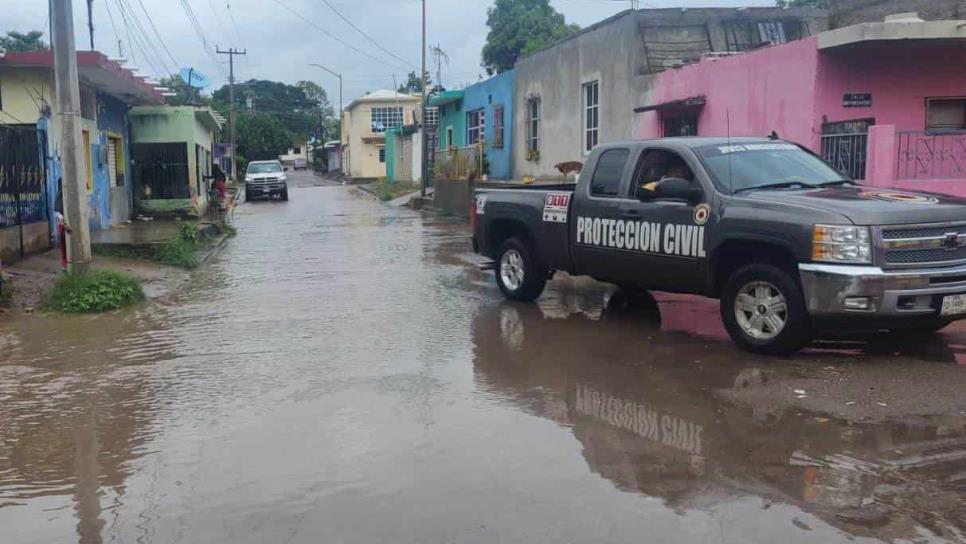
[
  {"xmin": 0, "ymin": 125, "xmax": 48, "ymax": 256},
  {"xmin": 896, "ymin": 130, "xmax": 966, "ymax": 180},
  {"xmin": 131, "ymin": 142, "xmax": 190, "ymax": 199},
  {"xmin": 820, "ymin": 132, "xmax": 868, "ymax": 180},
  {"xmin": 433, "ymin": 144, "xmax": 483, "ymax": 181}
]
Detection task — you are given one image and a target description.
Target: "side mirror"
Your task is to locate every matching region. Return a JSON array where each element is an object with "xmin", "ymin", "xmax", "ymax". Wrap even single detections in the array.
[
  {"xmin": 284, "ymin": 167, "xmax": 290, "ymax": 172},
  {"xmin": 637, "ymin": 177, "xmax": 702, "ymax": 204}
]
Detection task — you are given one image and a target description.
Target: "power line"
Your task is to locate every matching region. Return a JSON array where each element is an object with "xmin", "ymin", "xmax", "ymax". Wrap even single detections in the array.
[
  {"xmin": 132, "ymin": 0, "xmax": 181, "ymax": 69},
  {"xmin": 116, "ymin": 0, "xmax": 173, "ymax": 74},
  {"xmin": 115, "ymin": 0, "xmax": 166, "ymax": 75},
  {"xmin": 314, "ymin": 0, "xmax": 419, "ymax": 70},
  {"xmin": 178, "ymin": 0, "xmax": 227, "ymax": 78},
  {"xmin": 225, "ymin": 1, "xmax": 253, "ymax": 80},
  {"xmin": 267, "ymin": 0, "xmax": 409, "ymax": 71}
]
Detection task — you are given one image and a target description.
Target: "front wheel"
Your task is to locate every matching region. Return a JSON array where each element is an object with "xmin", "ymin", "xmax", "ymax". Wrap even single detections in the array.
[
  {"xmin": 280, "ymin": 188, "xmax": 289, "ymax": 201},
  {"xmin": 495, "ymin": 237, "xmax": 547, "ymax": 302},
  {"xmin": 720, "ymin": 263, "xmax": 812, "ymax": 355}
]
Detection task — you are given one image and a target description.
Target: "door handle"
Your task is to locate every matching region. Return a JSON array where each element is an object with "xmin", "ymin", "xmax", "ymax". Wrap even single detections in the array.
[{"xmin": 621, "ymin": 210, "xmax": 641, "ymax": 219}]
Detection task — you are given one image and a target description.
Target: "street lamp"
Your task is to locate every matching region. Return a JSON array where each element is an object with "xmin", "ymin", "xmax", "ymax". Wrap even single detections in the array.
[{"xmin": 309, "ymin": 63, "xmax": 343, "ymax": 120}]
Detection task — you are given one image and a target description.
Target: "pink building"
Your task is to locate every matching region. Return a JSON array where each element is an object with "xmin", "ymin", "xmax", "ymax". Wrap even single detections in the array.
[{"xmin": 638, "ymin": 14, "xmax": 966, "ymax": 196}]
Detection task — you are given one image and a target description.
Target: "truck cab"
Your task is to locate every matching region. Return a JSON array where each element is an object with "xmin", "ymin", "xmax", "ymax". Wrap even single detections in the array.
[{"xmin": 473, "ymin": 137, "xmax": 966, "ymax": 354}]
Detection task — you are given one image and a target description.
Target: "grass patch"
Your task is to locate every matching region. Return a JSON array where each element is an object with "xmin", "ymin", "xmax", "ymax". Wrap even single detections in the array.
[
  {"xmin": 92, "ymin": 221, "xmax": 235, "ymax": 270},
  {"xmin": 46, "ymin": 269, "xmax": 145, "ymax": 313},
  {"xmin": 373, "ymin": 180, "xmax": 418, "ymax": 202},
  {"xmin": 0, "ymin": 276, "xmax": 12, "ymax": 308}
]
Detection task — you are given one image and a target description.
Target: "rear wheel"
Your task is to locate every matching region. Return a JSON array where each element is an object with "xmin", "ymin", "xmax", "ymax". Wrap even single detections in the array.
[
  {"xmin": 495, "ymin": 237, "xmax": 546, "ymax": 302},
  {"xmin": 721, "ymin": 263, "xmax": 811, "ymax": 355}
]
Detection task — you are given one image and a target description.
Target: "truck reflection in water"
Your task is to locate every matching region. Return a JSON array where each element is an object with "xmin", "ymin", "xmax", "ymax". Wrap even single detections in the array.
[{"xmin": 472, "ymin": 291, "xmax": 966, "ymax": 541}]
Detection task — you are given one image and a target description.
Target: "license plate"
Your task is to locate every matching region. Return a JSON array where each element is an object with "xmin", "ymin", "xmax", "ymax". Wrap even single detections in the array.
[
  {"xmin": 261, "ymin": 188, "xmax": 271, "ymax": 193},
  {"xmin": 941, "ymin": 294, "xmax": 966, "ymax": 316}
]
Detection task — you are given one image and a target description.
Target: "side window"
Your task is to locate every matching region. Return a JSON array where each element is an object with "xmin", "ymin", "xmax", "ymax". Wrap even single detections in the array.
[
  {"xmin": 590, "ymin": 148, "xmax": 628, "ymax": 197},
  {"xmin": 630, "ymin": 149, "xmax": 695, "ymax": 197}
]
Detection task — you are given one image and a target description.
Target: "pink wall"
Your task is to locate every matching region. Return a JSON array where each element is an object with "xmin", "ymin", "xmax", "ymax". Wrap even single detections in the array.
[
  {"xmin": 814, "ymin": 41, "xmax": 966, "ymax": 133},
  {"xmin": 641, "ymin": 37, "xmax": 822, "ymax": 148}
]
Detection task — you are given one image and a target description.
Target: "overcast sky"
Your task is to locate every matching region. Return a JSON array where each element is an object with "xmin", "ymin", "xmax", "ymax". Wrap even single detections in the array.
[{"xmin": 6, "ymin": 0, "xmax": 773, "ymax": 105}]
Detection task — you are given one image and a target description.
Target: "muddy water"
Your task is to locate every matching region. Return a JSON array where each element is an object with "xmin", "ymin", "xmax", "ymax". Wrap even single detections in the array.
[{"xmin": 2, "ymin": 183, "xmax": 965, "ymax": 543}]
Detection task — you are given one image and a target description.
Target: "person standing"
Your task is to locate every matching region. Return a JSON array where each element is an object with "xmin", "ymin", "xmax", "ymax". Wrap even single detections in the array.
[{"xmin": 54, "ymin": 181, "xmax": 71, "ymax": 271}]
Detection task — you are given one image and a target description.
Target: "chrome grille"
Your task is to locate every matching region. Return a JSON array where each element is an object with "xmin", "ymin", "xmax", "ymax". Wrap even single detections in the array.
[
  {"xmin": 879, "ymin": 222, "xmax": 966, "ymax": 267},
  {"xmin": 885, "ymin": 247, "xmax": 966, "ymax": 265}
]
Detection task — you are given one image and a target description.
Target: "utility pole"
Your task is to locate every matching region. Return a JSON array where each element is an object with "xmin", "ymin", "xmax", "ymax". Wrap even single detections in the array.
[
  {"xmin": 420, "ymin": 0, "xmax": 428, "ymax": 197},
  {"xmin": 86, "ymin": 0, "xmax": 94, "ymax": 50},
  {"xmin": 308, "ymin": 63, "xmax": 342, "ymax": 119},
  {"xmin": 216, "ymin": 47, "xmax": 246, "ymax": 181},
  {"xmin": 51, "ymin": 0, "xmax": 92, "ymax": 271}
]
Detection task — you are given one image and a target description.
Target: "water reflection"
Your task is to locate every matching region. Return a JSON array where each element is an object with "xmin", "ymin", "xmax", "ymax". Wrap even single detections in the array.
[{"xmin": 472, "ymin": 293, "xmax": 966, "ymax": 541}]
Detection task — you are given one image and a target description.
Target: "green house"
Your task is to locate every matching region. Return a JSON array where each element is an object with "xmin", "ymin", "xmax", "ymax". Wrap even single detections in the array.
[{"xmin": 129, "ymin": 106, "xmax": 222, "ymax": 216}]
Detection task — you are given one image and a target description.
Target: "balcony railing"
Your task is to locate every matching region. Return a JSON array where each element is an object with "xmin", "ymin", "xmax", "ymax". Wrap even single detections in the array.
[
  {"xmin": 820, "ymin": 132, "xmax": 868, "ymax": 180},
  {"xmin": 896, "ymin": 130, "xmax": 966, "ymax": 180}
]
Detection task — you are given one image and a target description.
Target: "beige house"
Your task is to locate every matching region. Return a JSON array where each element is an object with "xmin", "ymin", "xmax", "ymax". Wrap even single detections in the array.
[{"xmin": 341, "ymin": 90, "xmax": 422, "ymax": 179}]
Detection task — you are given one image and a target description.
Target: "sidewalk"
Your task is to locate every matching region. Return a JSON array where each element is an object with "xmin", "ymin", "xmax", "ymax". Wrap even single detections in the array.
[{"xmin": 1, "ymin": 249, "xmax": 191, "ymax": 312}]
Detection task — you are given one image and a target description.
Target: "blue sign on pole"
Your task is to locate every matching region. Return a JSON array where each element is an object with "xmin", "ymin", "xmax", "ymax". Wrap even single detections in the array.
[{"xmin": 179, "ymin": 67, "xmax": 210, "ymax": 89}]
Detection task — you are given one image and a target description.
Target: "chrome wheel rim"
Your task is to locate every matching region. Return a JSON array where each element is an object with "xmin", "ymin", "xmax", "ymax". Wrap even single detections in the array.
[
  {"xmin": 500, "ymin": 249, "xmax": 525, "ymax": 291},
  {"xmin": 735, "ymin": 281, "xmax": 787, "ymax": 340}
]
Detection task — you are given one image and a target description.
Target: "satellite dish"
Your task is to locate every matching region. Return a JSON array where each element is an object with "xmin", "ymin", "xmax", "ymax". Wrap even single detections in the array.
[{"xmin": 179, "ymin": 67, "xmax": 210, "ymax": 89}]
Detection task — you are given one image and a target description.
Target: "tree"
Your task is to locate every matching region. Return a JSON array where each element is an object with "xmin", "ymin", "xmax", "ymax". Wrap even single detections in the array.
[
  {"xmin": 212, "ymin": 79, "xmax": 320, "ymax": 139},
  {"xmin": 396, "ymin": 71, "xmax": 431, "ymax": 95},
  {"xmin": 296, "ymin": 80, "xmax": 338, "ymax": 140},
  {"xmin": 158, "ymin": 74, "xmax": 202, "ymax": 106},
  {"xmin": 235, "ymin": 112, "xmax": 292, "ymax": 161},
  {"xmin": 0, "ymin": 30, "xmax": 48, "ymax": 53},
  {"xmin": 481, "ymin": 0, "xmax": 579, "ymax": 75}
]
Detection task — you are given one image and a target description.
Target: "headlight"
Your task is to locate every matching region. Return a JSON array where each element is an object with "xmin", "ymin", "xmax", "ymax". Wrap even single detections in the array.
[
  {"xmin": 245, "ymin": 176, "xmax": 253, "ymax": 182},
  {"xmin": 812, "ymin": 225, "xmax": 872, "ymax": 264}
]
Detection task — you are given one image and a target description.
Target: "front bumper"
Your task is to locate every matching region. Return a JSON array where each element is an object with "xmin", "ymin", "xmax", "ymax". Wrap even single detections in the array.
[
  {"xmin": 799, "ymin": 262, "xmax": 966, "ymax": 319},
  {"xmin": 247, "ymin": 183, "xmax": 286, "ymax": 192}
]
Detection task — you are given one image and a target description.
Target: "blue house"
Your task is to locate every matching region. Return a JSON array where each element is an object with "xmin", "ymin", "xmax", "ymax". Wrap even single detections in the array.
[{"xmin": 428, "ymin": 71, "xmax": 515, "ymax": 180}]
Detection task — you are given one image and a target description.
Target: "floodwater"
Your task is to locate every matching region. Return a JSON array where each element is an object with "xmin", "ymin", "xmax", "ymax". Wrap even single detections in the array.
[{"xmin": 2, "ymin": 174, "xmax": 966, "ymax": 543}]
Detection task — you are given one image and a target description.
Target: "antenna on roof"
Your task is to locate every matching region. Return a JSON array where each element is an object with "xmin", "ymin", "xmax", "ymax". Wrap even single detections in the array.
[{"xmin": 726, "ymin": 108, "xmax": 734, "ymax": 194}]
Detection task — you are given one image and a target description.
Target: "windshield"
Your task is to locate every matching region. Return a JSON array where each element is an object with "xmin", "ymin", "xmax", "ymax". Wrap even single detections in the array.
[
  {"xmin": 247, "ymin": 163, "xmax": 283, "ymax": 174},
  {"xmin": 693, "ymin": 143, "xmax": 847, "ymax": 193}
]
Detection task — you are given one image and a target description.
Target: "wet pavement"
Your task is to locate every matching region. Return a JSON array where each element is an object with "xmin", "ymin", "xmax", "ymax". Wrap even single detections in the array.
[{"xmin": 2, "ymin": 170, "xmax": 966, "ymax": 543}]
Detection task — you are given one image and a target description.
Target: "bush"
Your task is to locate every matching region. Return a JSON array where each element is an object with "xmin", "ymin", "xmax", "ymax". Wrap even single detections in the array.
[
  {"xmin": 156, "ymin": 237, "xmax": 199, "ymax": 269},
  {"xmin": 46, "ymin": 269, "xmax": 145, "ymax": 313},
  {"xmin": 0, "ymin": 276, "xmax": 12, "ymax": 308},
  {"xmin": 214, "ymin": 220, "xmax": 237, "ymax": 238}
]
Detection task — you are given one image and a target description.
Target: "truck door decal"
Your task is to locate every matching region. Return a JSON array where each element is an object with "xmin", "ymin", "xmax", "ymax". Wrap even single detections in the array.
[
  {"xmin": 542, "ymin": 192, "xmax": 571, "ymax": 223},
  {"xmin": 575, "ymin": 216, "xmax": 706, "ymax": 258}
]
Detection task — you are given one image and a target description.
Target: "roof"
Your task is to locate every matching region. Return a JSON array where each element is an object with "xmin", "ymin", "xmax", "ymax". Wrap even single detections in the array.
[
  {"xmin": 129, "ymin": 105, "xmax": 223, "ymax": 131},
  {"xmin": 345, "ymin": 89, "xmax": 422, "ymax": 111},
  {"xmin": 0, "ymin": 50, "xmax": 164, "ymax": 105},
  {"xmin": 428, "ymin": 90, "xmax": 464, "ymax": 107},
  {"xmin": 818, "ymin": 13, "xmax": 966, "ymax": 50},
  {"xmin": 634, "ymin": 96, "xmax": 706, "ymax": 113}
]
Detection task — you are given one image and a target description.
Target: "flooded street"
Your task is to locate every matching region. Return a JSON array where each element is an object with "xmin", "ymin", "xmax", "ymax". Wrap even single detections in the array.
[{"xmin": 3, "ymin": 174, "xmax": 966, "ymax": 543}]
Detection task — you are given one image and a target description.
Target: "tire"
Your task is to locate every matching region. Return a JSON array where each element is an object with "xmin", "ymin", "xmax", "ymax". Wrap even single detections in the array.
[
  {"xmin": 245, "ymin": 191, "xmax": 254, "ymax": 201},
  {"xmin": 720, "ymin": 263, "xmax": 812, "ymax": 355},
  {"xmin": 494, "ymin": 237, "xmax": 547, "ymax": 302},
  {"xmin": 280, "ymin": 188, "xmax": 289, "ymax": 201}
]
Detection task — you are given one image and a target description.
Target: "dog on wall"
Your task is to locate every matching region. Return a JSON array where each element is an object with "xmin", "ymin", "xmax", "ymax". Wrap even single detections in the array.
[{"xmin": 554, "ymin": 161, "xmax": 583, "ymax": 181}]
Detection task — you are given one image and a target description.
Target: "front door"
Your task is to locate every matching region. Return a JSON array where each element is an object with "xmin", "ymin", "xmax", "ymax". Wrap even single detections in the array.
[
  {"xmin": 615, "ymin": 147, "xmax": 709, "ymax": 291},
  {"xmin": 570, "ymin": 146, "xmax": 634, "ymax": 281}
]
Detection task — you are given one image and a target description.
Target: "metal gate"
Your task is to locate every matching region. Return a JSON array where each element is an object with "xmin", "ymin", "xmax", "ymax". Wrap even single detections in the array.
[
  {"xmin": 0, "ymin": 124, "xmax": 48, "ymax": 257},
  {"xmin": 131, "ymin": 143, "xmax": 189, "ymax": 199}
]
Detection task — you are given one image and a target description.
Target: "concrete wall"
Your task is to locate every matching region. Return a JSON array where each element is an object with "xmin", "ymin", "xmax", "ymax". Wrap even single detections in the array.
[
  {"xmin": 815, "ymin": 40, "xmax": 966, "ymax": 134},
  {"xmin": 90, "ymin": 91, "xmax": 133, "ymax": 229},
  {"xmin": 511, "ymin": 7, "xmax": 828, "ymax": 180},
  {"xmin": 640, "ymin": 37, "xmax": 822, "ymax": 148},
  {"xmin": 433, "ymin": 180, "xmax": 473, "ymax": 217},
  {"xmin": 830, "ymin": 0, "xmax": 966, "ymax": 27},
  {"xmin": 0, "ymin": 67, "xmax": 50, "ymax": 123},
  {"xmin": 0, "ymin": 221, "xmax": 49, "ymax": 265},
  {"xmin": 464, "ymin": 71, "xmax": 514, "ymax": 180},
  {"xmin": 513, "ymin": 12, "xmax": 645, "ymax": 180},
  {"xmin": 342, "ymin": 97, "xmax": 421, "ymax": 179},
  {"xmin": 437, "ymin": 100, "xmax": 465, "ymax": 150}
]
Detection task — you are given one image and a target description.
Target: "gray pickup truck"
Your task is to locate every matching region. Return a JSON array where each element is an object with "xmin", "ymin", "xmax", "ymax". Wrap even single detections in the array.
[{"xmin": 472, "ymin": 137, "xmax": 966, "ymax": 354}]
